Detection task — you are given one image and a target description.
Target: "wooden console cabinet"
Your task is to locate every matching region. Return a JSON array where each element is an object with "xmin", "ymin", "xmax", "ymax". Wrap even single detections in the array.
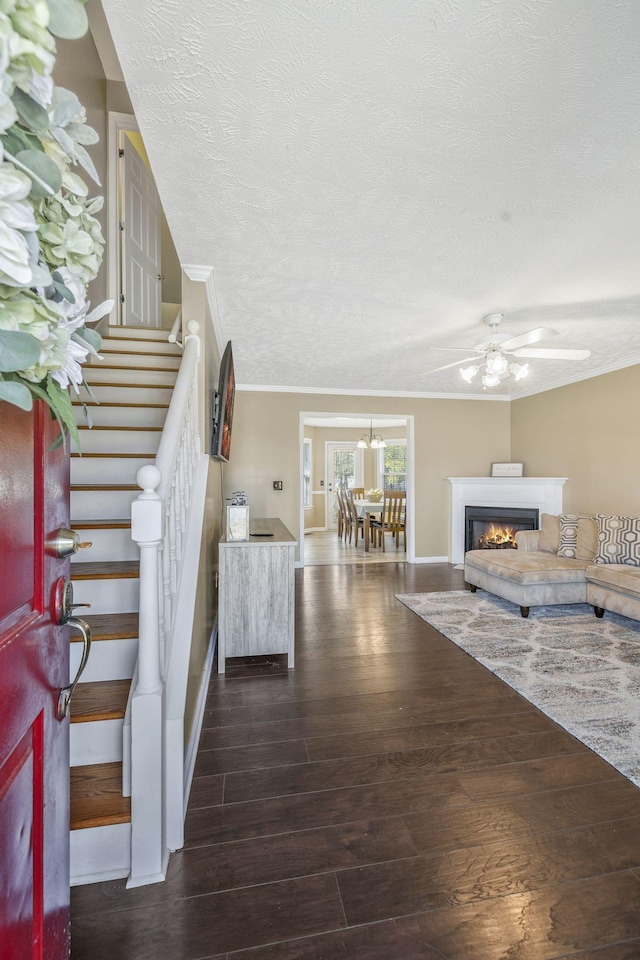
[{"xmin": 218, "ymin": 517, "xmax": 297, "ymax": 674}]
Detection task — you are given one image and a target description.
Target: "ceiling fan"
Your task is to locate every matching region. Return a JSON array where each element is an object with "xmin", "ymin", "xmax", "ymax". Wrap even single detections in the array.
[{"xmin": 428, "ymin": 313, "xmax": 591, "ymax": 387}]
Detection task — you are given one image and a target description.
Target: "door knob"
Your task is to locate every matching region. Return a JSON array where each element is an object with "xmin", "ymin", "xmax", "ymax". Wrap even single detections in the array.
[
  {"xmin": 57, "ymin": 617, "xmax": 92, "ymax": 720},
  {"xmin": 47, "ymin": 527, "xmax": 92, "ymax": 559}
]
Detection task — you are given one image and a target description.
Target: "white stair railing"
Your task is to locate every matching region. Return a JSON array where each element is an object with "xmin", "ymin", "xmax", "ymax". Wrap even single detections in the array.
[
  {"xmin": 127, "ymin": 319, "xmax": 208, "ymax": 886},
  {"xmin": 167, "ymin": 308, "xmax": 183, "ymax": 348}
]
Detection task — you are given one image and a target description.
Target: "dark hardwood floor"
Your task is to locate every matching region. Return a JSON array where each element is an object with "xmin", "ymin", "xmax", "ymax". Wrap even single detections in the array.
[{"xmin": 70, "ymin": 562, "xmax": 640, "ymax": 959}]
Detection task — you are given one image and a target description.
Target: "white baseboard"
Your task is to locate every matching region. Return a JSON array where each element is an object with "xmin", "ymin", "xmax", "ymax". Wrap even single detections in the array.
[
  {"xmin": 183, "ymin": 622, "xmax": 216, "ymax": 813},
  {"xmin": 411, "ymin": 556, "xmax": 450, "ymax": 564},
  {"xmin": 304, "ymin": 526, "xmax": 327, "ymax": 533}
]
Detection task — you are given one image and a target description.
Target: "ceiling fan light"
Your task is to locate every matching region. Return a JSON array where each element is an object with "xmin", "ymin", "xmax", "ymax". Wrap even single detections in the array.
[
  {"xmin": 378, "ymin": 438, "xmax": 387, "ymax": 448},
  {"xmin": 460, "ymin": 364, "xmax": 479, "ymax": 383},
  {"xmin": 370, "ymin": 438, "xmax": 380, "ymax": 449},
  {"xmin": 509, "ymin": 362, "xmax": 529, "ymax": 381},
  {"xmin": 486, "ymin": 350, "xmax": 508, "ymax": 375},
  {"xmin": 482, "ymin": 372, "xmax": 501, "ymax": 387},
  {"xmin": 357, "ymin": 437, "xmax": 368, "ymax": 448}
]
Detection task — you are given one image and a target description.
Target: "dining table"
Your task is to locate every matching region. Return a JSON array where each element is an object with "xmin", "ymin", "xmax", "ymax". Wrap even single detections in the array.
[{"xmin": 354, "ymin": 499, "xmax": 385, "ymax": 551}]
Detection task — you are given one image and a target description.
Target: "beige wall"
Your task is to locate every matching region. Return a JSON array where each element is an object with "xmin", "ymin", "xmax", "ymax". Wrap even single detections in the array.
[
  {"xmin": 511, "ymin": 364, "xmax": 640, "ymax": 515},
  {"xmin": 226, "ymin": 392, "xmax": 511, "ymax": 559},
  {"xmin": 54, "ymin": 29, "xmax": 108, "ymax": 308},
  {"xmin": 183, "ymin": 279, "xmax": 223, "ymax": 748}
]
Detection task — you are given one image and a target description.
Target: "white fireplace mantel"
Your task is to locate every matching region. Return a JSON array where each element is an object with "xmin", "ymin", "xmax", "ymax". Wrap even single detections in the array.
[{"xmin": 447, "ymin": 477, "xmax": 567, "ymax": 564}]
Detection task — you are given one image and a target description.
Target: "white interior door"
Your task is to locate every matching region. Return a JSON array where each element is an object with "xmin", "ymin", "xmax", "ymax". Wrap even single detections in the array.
[
  {"xmin": 122, "ymin": 141, "xmax": 161, "ymax": 327},
  {"xmin": 325, "ymin": 443, "xmax": 363, "ymax": 529}
]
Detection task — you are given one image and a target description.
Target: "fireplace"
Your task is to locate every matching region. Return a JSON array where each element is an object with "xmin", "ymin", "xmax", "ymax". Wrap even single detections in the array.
[
  {"xmin": 447, "ymin": 477, "xmax": 566, "ymax": 564},
  {"xmin": 465, "ymin": 505, "xmax": 539, "ymax": 552}
]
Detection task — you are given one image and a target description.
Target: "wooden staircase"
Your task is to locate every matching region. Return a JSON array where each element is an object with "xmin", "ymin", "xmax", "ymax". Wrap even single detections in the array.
[{"xmin": 68, "ymin": 326, "xmax": 181, "ymax": 885}]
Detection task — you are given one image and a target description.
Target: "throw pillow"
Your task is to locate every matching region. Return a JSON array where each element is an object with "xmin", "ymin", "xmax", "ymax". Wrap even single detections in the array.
[
  {"xmin": 538, "ymin": 513, "xmax": 560, "ymax": 553},
  {"xmin": 575, "ymin": 517, "xmax": 598, "ymax": 561},
  {"xmin": 595, "ymin": 515, "xmax": 640, "ymax": 566},
  {"xmin": 557, "ymin": 515, "xmax": 585, "ymax": 558}
]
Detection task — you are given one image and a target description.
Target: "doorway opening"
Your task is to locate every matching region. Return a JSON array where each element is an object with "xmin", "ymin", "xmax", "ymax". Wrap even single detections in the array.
[
  {"xmin": 299, "ymin": 413, "xmax": 414, "ymax": 567},
  {"xmin": 107, "ymin": 112, "xmax": 182, "ymax": 330}
]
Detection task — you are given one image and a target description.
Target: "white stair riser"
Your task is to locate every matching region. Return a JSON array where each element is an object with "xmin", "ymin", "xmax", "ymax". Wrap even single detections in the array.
[
  {"xmin": 98, "ymin": 352, "xmax": 180, "ymax": 370},
  {"xmin": 72, "ymin": 429, "xmax": 161, "ymax": 454},
  {"xmin": 73, "ymin": 405, "xmax": 167, "ymax": 428},
  {"xmin": 100, "ymin": 339, "xmax": 181, "ymax": 356},
  {"xmin": 83, "ymin": 366, "xmax": 177, "ymax": 386},
  {"xmin": 71, "ymin": 822, "xmax": 131, "ymax": 886},
  {"xmin": 71, "ymin": 719, "xmax": 123, "ymax": 766},
  {"xmin": 71, "ymin": 577, "xmax": 139, "ymax": 615},
  {"xmin": 80, "ymin": 385, "xmax": 173, "ymax": 404},
  {"xmin": 71, "ymin": 637, "xmax": 138, "ymax": 683},
  {"xmin": 71, "ymin": 456, "xmax": 152, "ymax": 485},
  {"xmin": 71, "ymin": 488, "xmax": 138, "ymax": 520},
  {"xmin": 70, "ymin": 528, "xmax": 137, "ymax": 562}
]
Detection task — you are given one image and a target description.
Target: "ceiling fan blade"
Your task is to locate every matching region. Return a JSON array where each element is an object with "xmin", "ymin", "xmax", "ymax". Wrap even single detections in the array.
[
  {"xmin": 425, "ymin": 356, "xmax": 479, "ymax": 374},
  {"xmin": 500, "ymin": 327, "xmax": 557, "ymax": 352},
  {"xmin": 512, "ymin": 348, "xmax": 591, "ymax": 360}
]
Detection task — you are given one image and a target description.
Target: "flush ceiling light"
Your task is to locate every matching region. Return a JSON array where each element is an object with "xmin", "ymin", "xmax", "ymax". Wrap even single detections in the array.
[{"xmin": 357, "ymin": 421, "xmax": 387, "ymax": 449}]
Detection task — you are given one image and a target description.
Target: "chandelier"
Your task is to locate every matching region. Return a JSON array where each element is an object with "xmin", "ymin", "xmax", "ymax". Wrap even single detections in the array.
[
  {"xmin": 460, "ymin": 352, "xmax": 530, "ymax": 388},
  {"xmin": 357, "ymin": 421, "xmax": 386, "ymax": 449}
]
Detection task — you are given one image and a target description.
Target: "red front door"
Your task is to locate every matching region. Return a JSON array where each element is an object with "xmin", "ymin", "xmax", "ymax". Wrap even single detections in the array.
[{"xmin": 0, "ymin": 402, "xmax": 71, "ymax": 959}]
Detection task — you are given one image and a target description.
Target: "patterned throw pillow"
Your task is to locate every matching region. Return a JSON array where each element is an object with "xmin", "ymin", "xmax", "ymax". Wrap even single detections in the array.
[
  {"xmin": 595, "ymin": 515, "xmax": 640, "ymax": 566},
  {"xmin": 557, "ymin": 515, "xmax": 584, "ymax": 558}
]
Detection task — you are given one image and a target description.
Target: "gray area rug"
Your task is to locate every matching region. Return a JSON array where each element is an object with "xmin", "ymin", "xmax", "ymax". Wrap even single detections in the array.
[{"xmin": 396, "ymin": 589, "xmax": 640, "ymax": 788}]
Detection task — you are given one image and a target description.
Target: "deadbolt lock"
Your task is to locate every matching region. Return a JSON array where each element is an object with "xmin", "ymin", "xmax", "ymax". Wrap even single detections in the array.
[{"xmin": 47, "ymin": 527, "xmax": 92, "ymax": 559}]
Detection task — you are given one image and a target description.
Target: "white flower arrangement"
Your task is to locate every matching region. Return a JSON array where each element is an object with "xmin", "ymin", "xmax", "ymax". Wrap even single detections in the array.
[{"xmin": 0, "ymin": 0, "xmax": 112, "ymax": 445}]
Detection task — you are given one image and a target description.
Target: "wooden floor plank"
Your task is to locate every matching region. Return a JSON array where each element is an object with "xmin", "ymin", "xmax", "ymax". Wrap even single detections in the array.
[{"xmin": 70, "ymin": 562, "xmax": 640, "ymax": 960}]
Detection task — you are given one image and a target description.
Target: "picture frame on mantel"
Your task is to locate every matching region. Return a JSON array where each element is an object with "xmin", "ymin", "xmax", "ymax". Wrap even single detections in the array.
[{"xmin": 491, "ymin": 462, "xmax": 524, "ymax": 478}]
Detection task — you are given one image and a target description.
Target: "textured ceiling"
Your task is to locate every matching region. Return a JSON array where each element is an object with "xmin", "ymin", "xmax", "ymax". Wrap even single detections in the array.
[{"xmin": 100, "ymin": 0, "xmax": 640, "ymax": 398}]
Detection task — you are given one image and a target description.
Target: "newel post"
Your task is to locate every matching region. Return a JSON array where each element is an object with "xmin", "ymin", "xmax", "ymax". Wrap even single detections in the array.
[
  {"xmin": 131, "ymin": 465, "xmax": 163, "ymax": 693},
  {"xmin": 128, "ymin": 464, "xmax": 166, "ymax": 886}
]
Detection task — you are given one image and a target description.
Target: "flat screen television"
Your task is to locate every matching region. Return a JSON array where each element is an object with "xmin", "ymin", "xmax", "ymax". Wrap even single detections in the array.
[{"xmin": 211, "ymin": 341, "xmax": 235, "ymax": 462}]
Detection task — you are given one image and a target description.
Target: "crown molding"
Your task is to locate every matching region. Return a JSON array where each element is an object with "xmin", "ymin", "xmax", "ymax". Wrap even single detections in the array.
[{"xmin": 182, "ymin": 264, "xmax": 214, "ymax": 282}]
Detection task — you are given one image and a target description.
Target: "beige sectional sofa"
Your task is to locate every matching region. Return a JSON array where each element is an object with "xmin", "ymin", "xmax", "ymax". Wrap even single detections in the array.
[{"xmin": 464, "ymin": 513, "xmax": 640, "ymax": 620}]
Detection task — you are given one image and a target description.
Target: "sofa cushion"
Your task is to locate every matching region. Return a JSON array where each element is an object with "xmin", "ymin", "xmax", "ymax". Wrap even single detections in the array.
[
  {"xmin": 586, "ymin": 562, "xmax": 640, "ymax": 598},
  {"xmin": 538, "ymin": 514, "xmax": 560, "ymax": 553},
  {"xmin": 465, "ymin": 549, "xmax": 589, "ymax": 586},
  {"xmin": 558, "ymin": 515, "xmax": 583, "ymax": 558},
  {"xmin": 595, "ymin": 515, "xmax": 640, "ymax": 566},
  {"xmin": 575, "ymin": 517, "xmax": 598, "ymax": 561}
]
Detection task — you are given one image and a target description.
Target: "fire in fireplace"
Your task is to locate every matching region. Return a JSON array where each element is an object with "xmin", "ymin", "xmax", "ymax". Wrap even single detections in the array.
[{"xmin": 465, "ymin": 506, "xmax": 539, "ymax": 552}]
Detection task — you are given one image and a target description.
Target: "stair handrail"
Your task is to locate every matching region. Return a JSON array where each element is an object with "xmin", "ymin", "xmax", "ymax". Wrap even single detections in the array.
[
  {"xmin": 167, "ymin": 308, "xmax": 183, "ymax": 348},
  {"xmin": 128, "ymin": 318, "xmax": 203, "ymax": 886}
]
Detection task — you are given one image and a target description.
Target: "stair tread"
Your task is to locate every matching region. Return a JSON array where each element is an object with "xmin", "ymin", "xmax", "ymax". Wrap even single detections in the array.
[
  {"xmin": 71, "ymin": 519, "xmax": 131, "ymax": 529},
  {"xmin": 89, "ymin": 363, "xmax": 178, "ymax": 372},
  {"xmin": 100, "ymin": 349, "xmax": 180, "ymax": 358},
  {"xmin": 75, "ymin": 425, "xmax": 162, "ymax": 432},
  {"xmin": 71, "ymin": 679, "xmax": 130, "ymax": 723},
  {"xmin": 81, "ymin": 380, "xmax": 171, "ymax": 390},
  {"xmin": 71, "ymin": 484, "xmax": 138, "ymax": 491},
  {"xmin": 70, "ymin": 762, "xmax": 131, "ymax": 830},
  {"xmin": 71, "ymin": 455, "xmax": 154, "ymax": 462},
  {"xmin": 72, "ymin": 400, "xmax": 169, "ymax": 409},
  {"xmin": 79, "ymin": 612, "xmax": 139, "ymax": 640},
  {"xmin": 71, "ymin": 560, "xmax": 139, "ymax": 580}
]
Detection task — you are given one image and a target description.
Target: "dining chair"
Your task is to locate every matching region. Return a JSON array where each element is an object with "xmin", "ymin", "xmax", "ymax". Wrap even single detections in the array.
[
  {"xmin": 370, "ymin": 490, "xmax": 406, "ymax": 551},
  {"xmin": 344, "ymin": 489, "xmax": 365, "ymax": 546},
  {"xmin": 335, "ymin": 486, "xmax": 348, "ymax": 540},
  {"xmin": 351, "ymin": 487, "xmax": 365, "ymax": 499}
]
